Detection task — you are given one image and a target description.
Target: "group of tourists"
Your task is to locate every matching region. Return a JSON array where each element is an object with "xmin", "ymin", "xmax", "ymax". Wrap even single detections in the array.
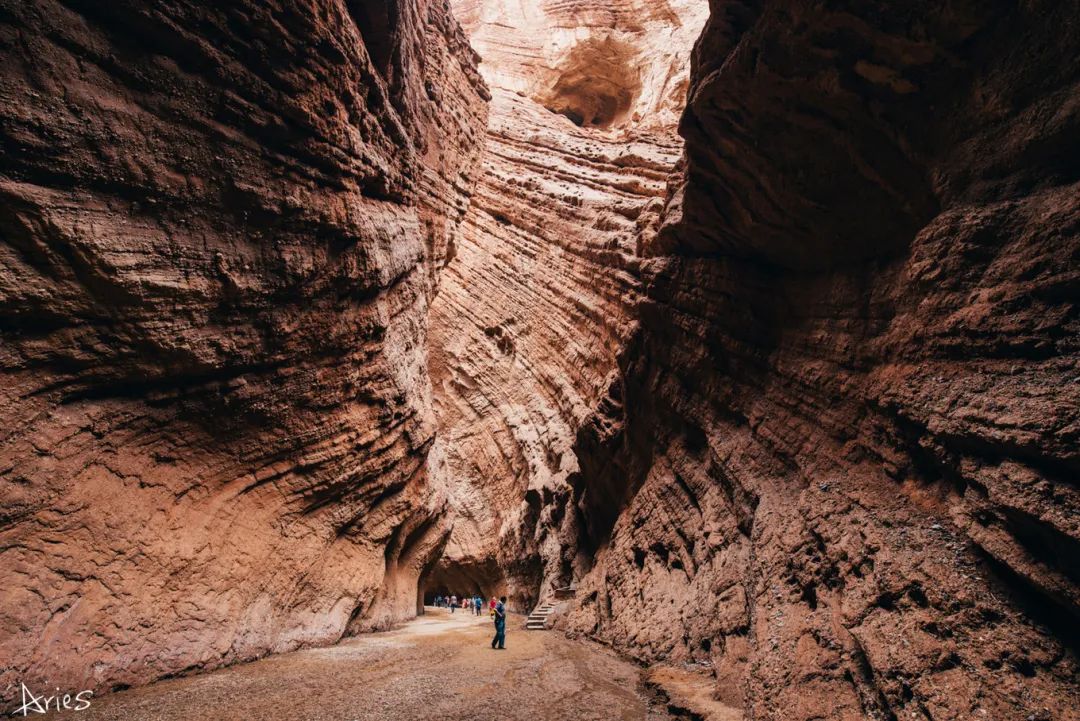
[
  {"xmin": 430, "ymin": 593, "xmax": 507, "ymax": 649},
  {"xmin": 432, "ymin": 594, "xmax": 488, "ymax": 615}
]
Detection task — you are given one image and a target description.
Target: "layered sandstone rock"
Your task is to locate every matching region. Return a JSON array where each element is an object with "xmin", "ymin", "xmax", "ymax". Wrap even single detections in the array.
[
  {"xmin": 561, "ymin": 1, "xmax": 1080, "ymax": 719},
  {"xmin": 427, "ymin": 0, "xmax": 705, "ymax": 608},
  {"xmin": 2, "ymin": 0, "xmax": 1077, "ymax": 719},
  {"xmin": 0, "ymin": 0, "xmax": 485, "ymax": 704}
]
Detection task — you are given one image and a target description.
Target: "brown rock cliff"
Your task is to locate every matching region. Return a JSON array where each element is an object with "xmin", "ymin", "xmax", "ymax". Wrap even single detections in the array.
[
  {"xmin": 561, "ymin": 1, "xmax": 1080, "ymax": 719},
  {"xmin": 0, "ymin": 0, "xmax": 485, "ymax": 704},
  {"xmin": 0, "ymin": 1, "xmax": 1077, "ymax": 719}
]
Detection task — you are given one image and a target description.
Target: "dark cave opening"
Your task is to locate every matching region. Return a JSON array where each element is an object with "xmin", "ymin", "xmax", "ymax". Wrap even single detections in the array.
[{"xmin": 420, "ymin": 557, "xmax": 505, "ymax": 606}]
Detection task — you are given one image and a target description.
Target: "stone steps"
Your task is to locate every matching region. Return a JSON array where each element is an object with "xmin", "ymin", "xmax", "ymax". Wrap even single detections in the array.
[{"xmin": 525, "ymin": 602, "xmax": 555, "ymax": 630}]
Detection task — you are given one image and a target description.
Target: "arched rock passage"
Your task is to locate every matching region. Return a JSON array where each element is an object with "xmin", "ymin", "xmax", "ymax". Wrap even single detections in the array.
[{"xmin": 421, "ymin": 557, "xmax": 504, "ymax": 604}]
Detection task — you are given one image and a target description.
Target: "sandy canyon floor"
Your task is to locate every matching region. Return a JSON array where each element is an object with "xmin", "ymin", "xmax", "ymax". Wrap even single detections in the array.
[{"xmin": 34, "ymin": 609, "xmax": 680, "ymax": 721}]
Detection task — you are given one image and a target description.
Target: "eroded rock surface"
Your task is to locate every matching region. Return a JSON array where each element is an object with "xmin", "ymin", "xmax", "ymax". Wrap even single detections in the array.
[
  {"xmin": 0, "ymin": 0, "xmax": 485, "ymax": 704},
  {"xmin": 560, "ymin": 1, "xmax": 1080, "ymax": 719},
  {"xmin": 2, "ymin": 0, "xmax": 1077, "ymax": 718},
  {"xmin": 428, "ymin": 0, "xmax": 705, "ymax": 608}
]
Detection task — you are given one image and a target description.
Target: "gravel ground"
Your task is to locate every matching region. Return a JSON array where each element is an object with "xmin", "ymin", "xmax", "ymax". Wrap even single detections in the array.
[{"xmin": 36, "ymin": 608, "xmax": 675, "ymax": 721}]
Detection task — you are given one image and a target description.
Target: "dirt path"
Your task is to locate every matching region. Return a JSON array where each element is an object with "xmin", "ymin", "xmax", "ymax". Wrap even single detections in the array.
[{"xmin": 37, "ymin": 608, "xmax": 675, "ymax": 721}]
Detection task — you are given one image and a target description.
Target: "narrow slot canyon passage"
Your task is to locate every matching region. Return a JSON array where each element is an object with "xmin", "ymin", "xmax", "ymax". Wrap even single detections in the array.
[
  {"xmin": 1, "ymin": 1, "xmax": 1078, "ymax": 720},
  {"xmin": 424, "ymin": 0, "xmax": 704, "ymax": 616}
]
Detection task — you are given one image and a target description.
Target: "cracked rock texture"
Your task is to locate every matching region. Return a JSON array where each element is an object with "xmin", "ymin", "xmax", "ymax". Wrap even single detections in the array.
[
  {"xmin": 0, "ymin": 0, "xmax": 485, "ymax": 705},
  {"xmin": 560, "ymin": 1, "xmax": 1080, "ymax": 720},
  {"xmin": 427, "ymin": 0, "xmax": 705, "ymax": 608}
]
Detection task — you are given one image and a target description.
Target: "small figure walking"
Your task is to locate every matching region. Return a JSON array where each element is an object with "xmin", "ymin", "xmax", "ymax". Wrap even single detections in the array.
[{"xmin": 491, "ymin": 596, "xmax": 507, "ymax": 650}]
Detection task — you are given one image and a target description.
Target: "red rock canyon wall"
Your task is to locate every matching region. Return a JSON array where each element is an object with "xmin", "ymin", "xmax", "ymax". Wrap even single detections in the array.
[
  {"xmin": 1, "ymin": 0, "xmax": 1077, "ymax": 719},
  {"xmin": 0, "ymin": 0, "xmax": 485, "ymax": 704},
  {"xmin": 560, "ymin": 1, "xmax": 1080, "ymax": 719}
]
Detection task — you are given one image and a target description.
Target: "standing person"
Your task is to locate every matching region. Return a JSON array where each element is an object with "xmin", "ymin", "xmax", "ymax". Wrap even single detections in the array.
[
  {"xmin": 475, "ymin": 596, "xmax": 482, "ymax": 616},
  {"xmin": 450, "ymin": 594, "xmax": 457, "ymax": 613},
  {"xmin": 434, "ymin": 594, "xmax": 440, "ymax": 608},
  {"xmin": 491, "ymin": 596, "xmax": 507, "ymax": 650}
]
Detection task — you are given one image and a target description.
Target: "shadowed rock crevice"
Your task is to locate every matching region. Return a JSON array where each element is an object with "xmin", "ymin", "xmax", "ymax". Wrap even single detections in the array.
[{"xmin": 347, "ymin": 0, "xmax": 399, "ymax": 79}]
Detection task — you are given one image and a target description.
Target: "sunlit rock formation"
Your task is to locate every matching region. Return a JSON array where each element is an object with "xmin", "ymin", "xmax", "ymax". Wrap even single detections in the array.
[
  {"xmin": 0, "ymin": 0, "xmax": 485, "ymax": 704},
  {"xmin": 427, "ymin": 0, "xmax": 706, "ymax": 608}
]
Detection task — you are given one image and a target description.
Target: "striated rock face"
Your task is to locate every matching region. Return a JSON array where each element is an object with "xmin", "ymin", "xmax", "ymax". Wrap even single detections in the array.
[
  {"xmin": 427, "ymin": 0, "xmax": 705, "ymax": 608},
  {"xmin": 2, "ymin": 0, "xmax": 1077, "ymax": 719},
  {"xmin": 561, "ymin": 1, "xmax": 1080, "ymax": 719},
  {"xmin": 0, "ymin": 0, "xmax": 485, "ymax": 704}
]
